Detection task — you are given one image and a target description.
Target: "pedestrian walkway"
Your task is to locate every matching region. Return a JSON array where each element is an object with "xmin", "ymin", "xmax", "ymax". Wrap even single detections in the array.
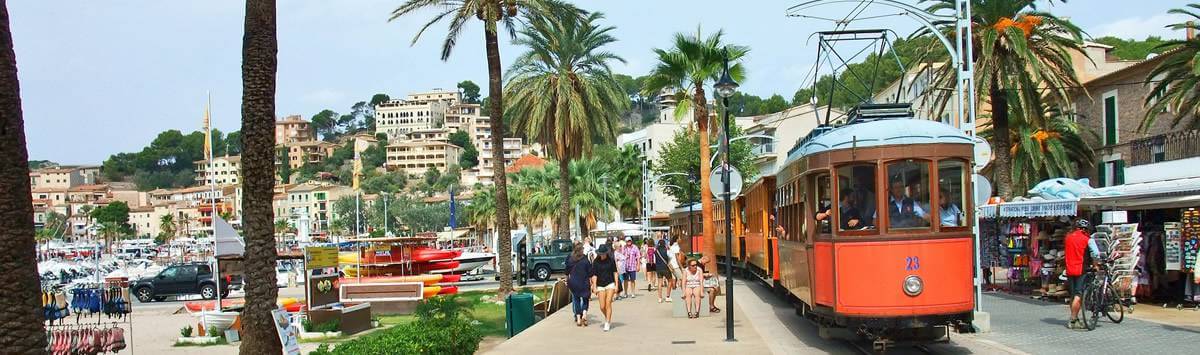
[
  {"xmin": 485, "ymin": 281, "xmax": 772, "ymax": 355},
  {"xmin": 979, "ymin": 292, "xmax": 1200, "ymax": 355}
]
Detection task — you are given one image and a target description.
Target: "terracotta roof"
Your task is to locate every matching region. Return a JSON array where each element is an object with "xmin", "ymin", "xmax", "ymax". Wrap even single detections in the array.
[
  {"xmin": 505, "ymin": 154, "xmax": 548, "ymax": 174},
  {"xmin": 31, "ymin": 187, "xmax": 66, "ymax": 193},
  {"xmin": 67, "ymin": 184, "xmax": 109, "ymax": 192},
  {"xmin": 129, "ymin": 206, "xmax": 155, "ymax": 213}
]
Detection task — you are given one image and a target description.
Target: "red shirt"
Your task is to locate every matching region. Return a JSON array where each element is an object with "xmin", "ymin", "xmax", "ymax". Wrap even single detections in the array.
[{"xmin": 1064, "ymin": 229, "xmax": 1090, "ymax": 277}]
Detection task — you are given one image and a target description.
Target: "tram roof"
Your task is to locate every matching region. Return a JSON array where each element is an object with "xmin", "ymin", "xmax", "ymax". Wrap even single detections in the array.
[{"xmin": 785, "ymin": 117, "xmax": 972, "ymax": 164}]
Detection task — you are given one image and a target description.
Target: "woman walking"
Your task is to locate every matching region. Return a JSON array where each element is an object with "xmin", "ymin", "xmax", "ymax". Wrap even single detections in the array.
[
  {"xmin": 654, "ymin": 238, "xmax": 674, "ymax": 303},
  {"xmin": 683, "ymin": 259, "xmax": 706, "ymax": 318},
  {"xmin": 566, "ymin": 242, "xmax": 593, "ymax": 327},
  {"xmin": 643, "ymin": 238, "xmax": 656, "ymax": 292},
  {"xmin": 592, "ymin": 244, "xmax": 620, "ymax": 331}
]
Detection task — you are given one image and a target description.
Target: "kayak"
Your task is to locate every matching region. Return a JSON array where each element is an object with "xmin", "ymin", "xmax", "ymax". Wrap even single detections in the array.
[
  {"xmin": 184, "ymin": 299, "xmax": 244, "ymax": 312},
  {"xmin": 339, "ymin": 274, "xmax": 444, "ymax": 286},
  {"xmin": 437, "ymin": 285, "xmax": 458, "ymax": 295},
  {"xmin": 342, "ymin": 261, "xmax": 461, "ymax": 277},
  {"xmin": 439, "ymin": 274, "xmax": 461, "ymax": 283},
  {"xmin": 412, "ymin": 247, "xmax": 461, "ymax": 262},
  {"xmin": 277, "ymin": 297, "xmax": 299, "ymax": 307},
  {"xmin": 284, "ymin": 302, "xmax": 305, "ymax": 313},
  {"xmin": 422, "ymin": 286, "xmax": 441, "ymax": 299}
]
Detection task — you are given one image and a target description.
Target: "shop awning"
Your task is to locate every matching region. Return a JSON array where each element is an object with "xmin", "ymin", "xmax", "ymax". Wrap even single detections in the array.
[
  {"xmin": 978, "ymin": 199, "xmax": 1078, "ymax": 218},
  {"xmin": 1081, "ymin": 176, "xmax": 1200, "ymax": 210}
]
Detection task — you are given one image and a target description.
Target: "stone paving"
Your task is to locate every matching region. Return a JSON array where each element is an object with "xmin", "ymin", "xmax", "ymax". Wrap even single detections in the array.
[{"xmin": 979, "ymin": 292, "xmax": 1200, "ymax": 355}]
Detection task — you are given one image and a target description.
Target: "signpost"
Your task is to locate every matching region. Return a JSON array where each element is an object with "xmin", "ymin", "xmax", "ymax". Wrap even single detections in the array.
[{"xmin": 709, "ymin": 164, "xmax": 744, "ymax": 198}]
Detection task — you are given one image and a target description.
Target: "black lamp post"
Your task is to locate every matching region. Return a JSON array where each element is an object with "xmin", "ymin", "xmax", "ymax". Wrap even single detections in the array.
[{"xmin": 714, "ymin": 47, "xmax": 739, "ymax": 342}]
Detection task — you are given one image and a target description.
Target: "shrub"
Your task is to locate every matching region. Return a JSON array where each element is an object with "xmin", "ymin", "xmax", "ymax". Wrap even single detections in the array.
[
  {"xmin": 180, "ymin": 325, "xmax": 193, "ymax": 338},
  {"xmin": 319, "ymin": 295, "xmax": 482, "ymax": 355},
  {"xmin": 302, "ymin": 319, "xmax": 340, "ymax": 333}
]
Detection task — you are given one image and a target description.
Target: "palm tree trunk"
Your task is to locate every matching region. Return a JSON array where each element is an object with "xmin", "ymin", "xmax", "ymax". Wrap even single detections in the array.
[
  {"xmin": 0, "ymin": 2, "xmax": 48, "ymax": 351},
  {"xmin": 485, "ymin": 20, "xmax": 515, "ymax": 295},
  {"xmin": 238, "ymin": 1, "xmax": 280, "ymax": 353},
  {"xmin": 695, "ymin": 85, "xmax": 717, "ymax": 272},
  {"xmin": 557, "ymin": 158, "xmax": 570, "ymax": 240},
  {"xmin": 989, "ymin": 81, "xmax": 1013, "ymax": 198}
]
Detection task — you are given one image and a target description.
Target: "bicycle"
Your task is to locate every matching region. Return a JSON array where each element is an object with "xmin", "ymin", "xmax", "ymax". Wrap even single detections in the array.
[{"xmin": 1080, "ymin": 262, "xmax": 1125, "ymax": 331}]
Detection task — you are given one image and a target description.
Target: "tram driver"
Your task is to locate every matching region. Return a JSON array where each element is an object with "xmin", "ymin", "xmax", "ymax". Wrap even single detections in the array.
[
  {"xmin": 884, "ymin": 177, "xmax": 930, "ymax": 228},
  {"xmin": 817, "ymin": 189, "xmax": 865, "ymax": 230}
]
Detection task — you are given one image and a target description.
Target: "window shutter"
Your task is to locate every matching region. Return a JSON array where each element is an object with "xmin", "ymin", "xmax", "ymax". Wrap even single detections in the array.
[
  {"xmin": 1115, "ymin": 160, "xmax": 1125, "ymax": 185},
  {"xmin": 1097, "ymin": 163, "xmax": 1107, "ymax": 187}
]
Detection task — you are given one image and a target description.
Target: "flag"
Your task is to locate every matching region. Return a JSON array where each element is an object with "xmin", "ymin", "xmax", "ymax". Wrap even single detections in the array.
[
  {"xmin": 449, "ymin": 187, "xmax": 457, "ymax": 229},
  {"xmin": 352, "ymin": 149, "xmax": 362, "ymax": 190},
  {"xmin": 203, "ymin": 96, "xmax": 212, "ymax": 161}
]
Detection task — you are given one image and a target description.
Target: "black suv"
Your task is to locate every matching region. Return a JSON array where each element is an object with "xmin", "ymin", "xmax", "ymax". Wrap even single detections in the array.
[{"xmin": 130, "ymin": 262, "xmax": 230, "ymax": 302}]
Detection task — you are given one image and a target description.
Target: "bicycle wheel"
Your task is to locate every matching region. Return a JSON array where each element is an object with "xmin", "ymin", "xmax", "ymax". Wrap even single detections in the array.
[
  {"xmin": 1105, "ymin": 287, "xmax": 1125, "ymax": 324},
  {"xmin": 1082, "ymin": 288, "xmax": 1098, "ymax": 331}
]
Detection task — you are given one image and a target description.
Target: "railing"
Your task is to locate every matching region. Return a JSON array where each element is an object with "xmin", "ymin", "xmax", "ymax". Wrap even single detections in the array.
[
  {"xmin": 752, "ymin": 143, "xmax": 775, "ymax": 156},
  {"xmin": 1129, "ymin": 129, "xmax": 1200, "ymax": 166}
]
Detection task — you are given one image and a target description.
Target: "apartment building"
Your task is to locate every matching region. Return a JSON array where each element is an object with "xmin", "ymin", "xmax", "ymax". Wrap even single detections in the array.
[
  {"xmin": 33, "ymin": 168, "xmax": 83, "ymax": 190},
  {"xmin": 276, "ymin": 114, "xmax": 316, "ymax": 144},
  {"xmin": 405, "ymin": 128, "xmax": 453, "ymax": 141},
  {"xmin": 282, "ymin": 141, "xmax": 337, "ymax": 169},
  {"xmin": 740, "ymin": 104, "xmax": 835, "ymax": 177},
  {"xmin": 385, "ymin": 140, "xmax": 463, "ymax": 176},
  {"xmin": 194, "ymin": 155, "xmax": 242, "ymax": 185},
  {"xmin": 375, "ymin": 89, "xmax": 461, "ymax": 140},
  {"xmin": 275, "ymin": 182, "xmax": 353, "ymax": 235},
  {"xmin": 476, "ymin": 137, "xmax": 524, "ymax": 184}
]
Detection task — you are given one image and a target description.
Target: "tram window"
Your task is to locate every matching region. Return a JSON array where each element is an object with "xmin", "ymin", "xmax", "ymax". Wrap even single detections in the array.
[
  {"xmin": 937, "ymin": 160, "xmax": 968, "ymax": 228},
  {"xmin": 814, "ymin": 174, "xmax": 832, "ymax": 234},
  {"xmin": 836, "ymin": 164, "xmax": 877, "ymax": 231},
  {"xmin": 885, "ymin": 160, "xmax": 931, "ymax": 229}
]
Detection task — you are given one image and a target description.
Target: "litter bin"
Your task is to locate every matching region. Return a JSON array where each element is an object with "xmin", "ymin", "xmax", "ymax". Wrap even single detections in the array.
[{"xmin": 505, "ymin": 293, "xmax": 535, "ymax": 338}]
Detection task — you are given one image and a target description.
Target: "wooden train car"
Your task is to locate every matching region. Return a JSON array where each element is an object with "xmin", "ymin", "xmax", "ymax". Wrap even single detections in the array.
[
  {"xmin": 740, "ymin": 175, "xmax": 778, "ymax": 285},
  {"xmin": 668, "ymin": 203, "xmax": 703, "ymax": 254},
  {"xmin": 712, "ymin": 194, "xmax": 744, "ymax": 265},
  {"xmin": 769, "ymin": 106, "xmax": 975, "ymax": 345}
]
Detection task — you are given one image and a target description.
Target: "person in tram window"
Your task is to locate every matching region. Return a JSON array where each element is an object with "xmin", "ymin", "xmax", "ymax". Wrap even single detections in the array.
[
  {"xmin": 814, "ymin": 198, "xmax": 833, "ymax": 233},
  {"xmin": 819, "ymin": 189, "xmax": 864, "ymax": 231},
  {"xmin": 851, "ymin": 169, "xmax": 877, "ymax": 226},
  {"xmin": 907, "ymin": 178, "xmax": 932, "ymax": 214},
  {"xmin": 885, "ymin": 178, "xmax": 929, "ymax": 228},
  {"xmin": 938, "ymin": 187, "xmax": 964, "ymax": 227}
]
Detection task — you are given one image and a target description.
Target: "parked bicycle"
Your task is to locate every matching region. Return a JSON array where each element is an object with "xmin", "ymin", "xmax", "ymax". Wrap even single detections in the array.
[{"xmin": 1079, "ymin": 261, "xmax": 1127, "ymax": 331}]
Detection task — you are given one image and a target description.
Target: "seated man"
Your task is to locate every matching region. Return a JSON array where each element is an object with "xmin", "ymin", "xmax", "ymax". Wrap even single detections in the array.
[
  {"xmin": 885, "ymin": 179, "xmax": 929, "ymax": 228},
  {"xmin": 938, "ymin": 187, "xmax": 964, "ymax": 227}
]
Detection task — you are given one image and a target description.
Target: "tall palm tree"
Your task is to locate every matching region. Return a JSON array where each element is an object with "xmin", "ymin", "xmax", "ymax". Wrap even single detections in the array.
[
  {"xmin": 238, "ymin": 0, "xmax": 280, "ymax": 353},
  {"xmin": 919, "ymin": 0, "xmax": 1085, "ymax": 197},
  {"xmin": 465, "ymin": 185, "xmax": 497, "ymax": 234},
  {"xmin": 159, "ymin": 214, "xmax": 177, "ymax": 242},
  {"xmin": 567, "ymin": 158, "xmax": 614, "ymax": 232},
  {"xmin": 508, "ymin": 165, "xmax": 557, "ymax": 234},
  {"xmin": 979, "ymin": 108, "xmax": 1096, "ymax": 194},
  {"xmin": 642, "ymin": 28, "xmax": 747, "ymax": 271},
  {"xmin": 0, "ymin": 2, "xmax": 46, "ymax": 350},
  {"xmin": 1141, "ymin": 4, "xmax": 1200, "ymax": 130},
  {"xmin": 391, "ymin": 0, "xmax": 581, "ymax": 295},
  {"xmin": 506, "ymin": 11, "xmax": 626, "ymax": 240}
]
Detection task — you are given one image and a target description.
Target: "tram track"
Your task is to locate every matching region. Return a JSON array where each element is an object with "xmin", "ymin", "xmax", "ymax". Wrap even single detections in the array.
[{"xmin": 844, "ymin": 339, "xmax": 938, "ymax": 355}]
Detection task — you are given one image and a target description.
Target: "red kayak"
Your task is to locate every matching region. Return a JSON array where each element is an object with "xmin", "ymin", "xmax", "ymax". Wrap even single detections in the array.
[
  {"xmin": 184, "ymin": 299, "xmax": 244, "ymax": 312},
  {"xmin": 415, "ymin": 261, "xmax": 460, "ymax": 273},
  {"xmin": 284, "ymin": 302, "xmax": 305, "ymax": 313},
  {"xmin": 437, "ymin": 285, "xmax": 459, "ymax": 295},
  {"xmin": 411, "ymin": 247, "xmax": 461, "ymax": 262},
  {"xmin": 439, "ymin": 274, "xmax": 461, "ymax": 283}
]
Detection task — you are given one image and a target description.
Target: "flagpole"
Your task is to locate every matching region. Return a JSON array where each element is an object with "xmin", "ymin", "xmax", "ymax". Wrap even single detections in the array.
[{"xmin": 205, "ymin": 92, "xmax": 223, "ymax": 310}]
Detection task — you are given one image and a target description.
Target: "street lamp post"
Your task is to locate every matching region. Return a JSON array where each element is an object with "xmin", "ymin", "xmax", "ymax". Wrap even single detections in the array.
[{"xmin": 714, "ymin": 48, "xmax": 739, "ymax": 342}]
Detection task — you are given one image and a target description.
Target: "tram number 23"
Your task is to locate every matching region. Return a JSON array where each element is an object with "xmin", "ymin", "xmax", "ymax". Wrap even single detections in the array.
[{"xmin": 904, "ymin": 256, "xmax": 920, "ymax": 271}]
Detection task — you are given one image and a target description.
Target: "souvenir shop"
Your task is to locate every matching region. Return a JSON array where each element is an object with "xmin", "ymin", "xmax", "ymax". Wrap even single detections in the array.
[
  {"xmin": 42, "ymin": 279, "xmax": 132, "ymax": 354},
  {"xmin": 978, "ymin": 199, "xmax": 1084, "ymax": 299}
]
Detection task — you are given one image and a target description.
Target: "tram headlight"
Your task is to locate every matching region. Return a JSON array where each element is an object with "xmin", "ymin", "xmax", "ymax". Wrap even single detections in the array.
[{"xmin": 903, "ymin": 275, "xmax": 923, "ymax": 296}]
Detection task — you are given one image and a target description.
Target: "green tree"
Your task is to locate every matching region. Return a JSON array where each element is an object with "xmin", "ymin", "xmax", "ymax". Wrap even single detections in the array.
[
  {"xmin": 760, "ymin": 94, "xmax": 789, "ymax": 115},
  {"xmin": 390, "ymin": 0, "xmax": 582, "ymax": 295},
  {"xmin": 360, "ymin": 170, "xmax": 407, "ymax": 195},
  {"xmin": 1141, "ymin": 4, "xmax": 1200, "ymax": 131},
  {"xmin": 276, "ymin": 147, "xmax": 292, "ymax": 183},
  {"xmin": 979, "ymin": 107, "xmax": 1096, "ymax": 194},
  {"xmin": 238, "ymin": 0, "xmax": 281, "ymax": 352},
  {"xmin": 1094, "ymin": 36, "xmax": 1171, "ymax": 61},
  {"xmin": 91, "ymin": 201, "xmax": 131, "ymax": 228},
  {"xmin": 310, "ymin": 109, "xmax": 339, "ymax": 140},
  {"xmin": 448, "ymin": 130, "xmax": 479, "ymax": 168},
  {"xmin": 364, "ymin": 94, "xmax": 391, "ymax": 132},
  {"xmin": 158, "ymin": 214, "xmax": 176, "ymax": 242},
  {"xmin": 592, "ymin": 145, "xmax": 643, "ymax": 218},
  {"xmin": 506, "ymin": 11, "xmax": 626, "ymax": 240},
  {"xmin": 642, "ymin": 27, "xmax": 747, "ymax": 270},
  {"xmin": 457, "ymin": 80, "xmax": 482, "ymax": 103},
  {"xmin": 919, "ymin": 0, "xmax": 1085, "ymax": 198},
  {"xmin": 225, "ymin": 131, "xmax": 243, "ymax": 155},
  {"xmin": 792, "ymin": 36, "xmax": 942, "ymax": 109},
  {"xmin": 653, "ymin": 127, "xmax": 755, "ymax": 205},
  {"xmin": 361, "ymin": 143, "xmax": 386, "ymax": 171}
]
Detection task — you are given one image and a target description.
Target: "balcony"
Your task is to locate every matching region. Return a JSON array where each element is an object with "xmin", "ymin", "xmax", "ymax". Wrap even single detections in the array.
[
  {"xmin": 752, "ymin": 143, "xmax": 775, "ymax": 156},
  {"xmin": 1126, "ymin": 129, "xmax": 1200, "ymax": 184}
]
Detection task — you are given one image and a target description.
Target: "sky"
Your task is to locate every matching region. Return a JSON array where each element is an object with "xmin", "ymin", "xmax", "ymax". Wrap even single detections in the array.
[{"xmin": 9, "ymin": 0, "xmax": 1189, "ymax": 165}]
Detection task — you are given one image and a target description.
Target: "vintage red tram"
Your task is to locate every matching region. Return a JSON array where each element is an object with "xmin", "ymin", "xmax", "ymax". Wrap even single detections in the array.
[{"xmin": 772, "ymin": 108, "xmax": 976, "ymax": 343}]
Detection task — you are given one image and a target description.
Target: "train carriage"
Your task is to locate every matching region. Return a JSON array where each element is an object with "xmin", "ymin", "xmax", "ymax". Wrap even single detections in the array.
[
  {"xmin": 772, "ymin": 105, "xmax": 975, "ymax": 345},
  {"xmin": 713, "ymin": 196, "xmax": 744, "ymax": 266},
  {"xmin": 741, "ymin": 176, "xmax": 778, "ymax": 285},
  {"xmin": 669, "ymin": 204, "xmax": 703, "ymax": 253}
]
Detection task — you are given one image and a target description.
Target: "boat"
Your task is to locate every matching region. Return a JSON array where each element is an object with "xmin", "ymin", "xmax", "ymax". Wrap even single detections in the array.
[
  {"xmin": 184, "ymin": 298, "xmax": 245, "ymax": 312},
  {"xmin": 422, "ymin": 286, "xmax": 441, "ymax": 298},
  {"xmin": 437, "ymin": 285, "xmax": 459, "ymax": 295},
  {"xmin": 432, "ymin": 252, "xmax": 494, "ymax": 274},
  {"xmin": 193, "ymin": 310, "xmax": 239, "ymax": 333},
  {"xmin": 339, "ymin": 274, "xmax": 444, "ymax": 286},
  {"xmin": 439, "ymin": 274, "xmax": 461, "ymax": 283}
]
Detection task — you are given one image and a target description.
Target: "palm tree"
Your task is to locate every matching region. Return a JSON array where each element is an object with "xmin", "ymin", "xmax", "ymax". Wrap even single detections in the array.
[
  {"xmin": 979, "ymin": 108, "xmax": 1097, "ymax": 194},
  {"xmin": 238, "ymin": 0, "xmax": 280, "ymax": 353},
  {"xmin": 508, "ymin": 165, "xmax": 557, "ymax": 234},
  {"xmin": 597, "ymin": 145, "xmax": 643, "ymax": 219},
  {"xmin": 390, "ymin": 0, "xmax": 581, "ymax": 295},
  {"xmin": 567, "ymin": 158, "xmax": 614, "ymax": 232},
  {"xmin": 465, "ymin": 185, "xmax": 497, "ymax": 235},
  {"xmin": 506, "ymin": 11, "xmax": 626, "ymax": 240},
  {"xmin": 159, "ymin": 214, "xmax": 177, "ymax": 242},
  {"xmin": 98, "ymin": 222, "xmax": 122, "ymax": 253},
  {"xmin": 0, "ymin": 3, "xmax": 42, "ymax": 344},
  {"xmin": 642, "ymin": 27, "xmax": 747, "ymax": 271},
  {"xmin": 919, "ymin": 0, "xmax": 1085, "ymax": 198},
  {"xmin": 1141, "ymin": 4, "xmax": 1200, "ymax": 130}
]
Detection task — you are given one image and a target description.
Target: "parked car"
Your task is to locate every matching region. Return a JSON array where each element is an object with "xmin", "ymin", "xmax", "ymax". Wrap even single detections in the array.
[
  {"xmin": 129, "ymin": 262, "xmax": 230, "ymax": 302},
  {"xmin": 526, "ymin": 239, "xmax": 575, "ymax": 281}
]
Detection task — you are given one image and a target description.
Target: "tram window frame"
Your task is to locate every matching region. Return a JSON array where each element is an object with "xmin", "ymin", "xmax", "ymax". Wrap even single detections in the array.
[
  {"xmin": 883, "ymin": 159, "xmax": 934, "ymax": 233},
  {"xmin": 834, "ymin": 163, "xmax": 879, "ymax": 236},
  {"xmin": 812, "ymin": 172, "xmax": 833, "ymax": 237},
  {"xmin": 935, "ymin": 159, "xmax": 970, "ymax": 232}
]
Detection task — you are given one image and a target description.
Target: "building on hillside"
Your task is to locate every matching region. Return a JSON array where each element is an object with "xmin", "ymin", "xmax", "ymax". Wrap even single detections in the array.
[
  {"xmin": 1071, "ymin": 45, "xmax": 1196, "ymax": 188},
  {"xmin": 374, "ymin": 89, "xmax": 461, "ymax": 140},
  {"xmin": 741, "ymin": 104, "xmax": 838, "ymax": 177},
  {"xmin": 385, "ymin": 140, "xmax": 463, "ymax": 176},
  {"xmin": 282, "ymin": 141, "xmax": 337, "ymax": 169},
  {"xmin": 404, "ymin": 128, "xmax": 453, "ymax": 141},
  {"xmin": 476, "ymin": 138, "xmax": 524, "ymax": 185},
  {"xmin": 32, "ymin": 168, "xmax": 83, "ymax": 190},
  {"xmin": 276, "ymin": 114, "xmax": 316, "ymax": 144},
  {"xmin": 276, "ymin": 182, "xmax": 353, "ymax": 236},
  {"xmin": 194, "ymin": 155, "xmax": 242, "ymax": 185},
  {"xmin": 341, "ymin": 133, "xmax": 379, "ymax": 154},
  {"xmin": 66, "ymin": 184, "xmax": 111, "ymax": 205},
  {"xmin": 128, "ymin": 206, "xmax": 167, "ymax": 238}
]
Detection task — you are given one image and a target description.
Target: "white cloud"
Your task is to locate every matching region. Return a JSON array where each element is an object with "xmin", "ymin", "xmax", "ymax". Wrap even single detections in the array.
[{"xmin": 1093, "ymin": 13, "xmax": 1190, "ymax": 40}]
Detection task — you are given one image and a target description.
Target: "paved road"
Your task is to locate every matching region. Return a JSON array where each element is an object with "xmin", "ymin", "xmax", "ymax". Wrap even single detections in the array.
[{"xmin": 978, "ymin": 292, "xmax": 1200, "ymax": 355}]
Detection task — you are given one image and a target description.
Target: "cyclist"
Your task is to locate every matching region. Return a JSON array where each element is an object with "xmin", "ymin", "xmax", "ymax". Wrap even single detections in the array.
[{"xmin": 1064, "ymin": 218, "xmax": 1102, "ymax": 330}]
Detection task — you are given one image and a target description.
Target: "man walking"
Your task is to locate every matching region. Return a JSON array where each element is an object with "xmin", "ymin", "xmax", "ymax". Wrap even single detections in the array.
[
  {"xmin": 621, "ymin": 237, "xmax": 640, "ymax": 298},
  {"xmin": 1064, "ymin": 218, "xmax": 1100, "ymax": 330}
]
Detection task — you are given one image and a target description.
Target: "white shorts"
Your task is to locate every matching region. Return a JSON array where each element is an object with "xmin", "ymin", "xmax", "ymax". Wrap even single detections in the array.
[{"xmin": 597, "ymin": 283, "xmax": 618, "ymax": 291}]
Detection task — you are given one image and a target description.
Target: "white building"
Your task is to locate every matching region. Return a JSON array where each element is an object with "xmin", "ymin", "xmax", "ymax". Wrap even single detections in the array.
[
  {"xmin": 194, "ymin": 155, "xmax": 242, "ymax": 185},
  {"xmin": 740, "ymin": 104, "xmax": 840, "ymax": 177},
  {"xmin": 385, "ymin": 140, "xmax": 464, "ymax": 176},
  {"xmin": 374, "ymin": 89, "xmax": 461, "ymax": 140}
]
